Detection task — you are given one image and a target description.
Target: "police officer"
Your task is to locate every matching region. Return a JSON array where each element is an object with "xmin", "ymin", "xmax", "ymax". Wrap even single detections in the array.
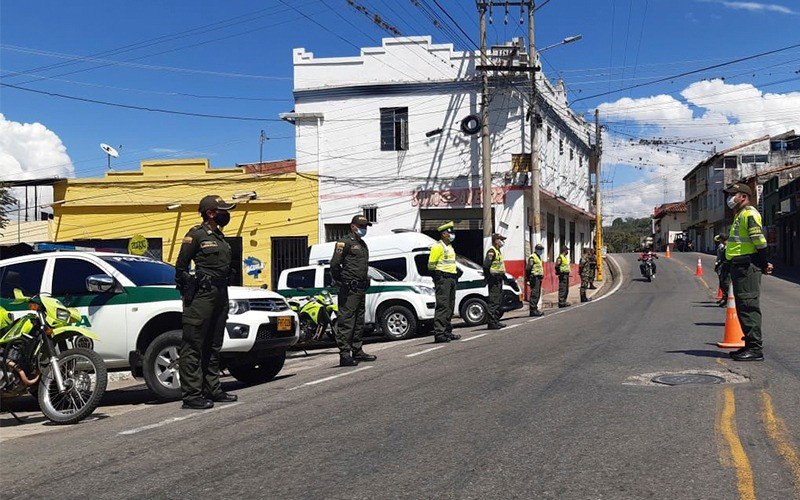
[
  {"xmin": 330, "ymin": 215, "xmax": 377, "ymax": 367},
  {"xmin": 556, "ymin": 245, "xmax": 571, "ymax": 308},
  {"xmin": 525, "ymin": 243, "xmax": 545, "ymax": 316},
  {"xmin": 175, "ymin": 195, "xmax": 238, "ymax": 409},
  {"xmin": 714, "ymin": 234, "xmax": 730, "ymax": 306},
  {"xmin": 428, "ymin": 221, "xmax": 462, "ymax": 343},
  {"xmin": 483, "ymin": 233, "xmax": 507, "ymax": 330},
  {"xmin": 579, "ymin": 248, "xmax": 593, "ymax": 303},
  {"xmin": 724, "ymin": 184, "xmax": 773, "ymax": 361}
]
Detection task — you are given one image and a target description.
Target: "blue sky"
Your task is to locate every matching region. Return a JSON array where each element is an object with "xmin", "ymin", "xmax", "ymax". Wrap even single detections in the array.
[{"xmin": 1, "ymin": 0, "xmax": 799, "ymax": 218}]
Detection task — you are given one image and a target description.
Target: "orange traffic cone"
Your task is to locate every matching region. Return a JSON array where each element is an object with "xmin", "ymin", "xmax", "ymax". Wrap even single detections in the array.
[
  {"xmin": 665, "ymin": 246, "xmax": 671, "ymax": 259},
  {"xmin": 717, "ymin": 282, "xmax": 745, "ymax": 348},
  {"xmin": 695, "ymin": 258, "xmax": 703, "ymax": 276},
  {"xmin": 715, "ymin": 287, "xmax": 723, "ymax": 300}
]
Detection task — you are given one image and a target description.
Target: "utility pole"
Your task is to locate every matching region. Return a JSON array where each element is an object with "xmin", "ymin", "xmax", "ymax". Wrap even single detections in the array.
[
  {"xmin": 479, "ymin": 2, "xmax": 493, "ymax": 247},
  {"xmin": 594, "ymin": 108, "xmax": 604, "ymax": 281},
  {"xmin": 527, "ymin": 0, "xmax": 540, "ymax": 252},
  {"xmin": 259, "ymin": 129, "xmax": 267, "ymax": 165}
]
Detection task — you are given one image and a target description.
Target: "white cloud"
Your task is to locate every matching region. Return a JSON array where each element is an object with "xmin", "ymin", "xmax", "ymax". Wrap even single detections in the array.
[
  {"xmin": 699, "ymin": 0, "xmax": 799, "ymax": 15},
  {"xmin": 0, "ymin": 113, "xmax": 74, "ymax": 219},
  {"xmin": 598, "ymin": 80, "xmax": 800, "ymax": 219}
]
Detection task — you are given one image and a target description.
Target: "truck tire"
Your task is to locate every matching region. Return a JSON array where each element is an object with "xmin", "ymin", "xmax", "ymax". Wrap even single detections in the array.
[
  {"xmin": 380, "ymin": 305, "xmax": 417, "ymax": 341},
  {"xmin": 142, "ymin": 330, "xmax": 182, "ymax": 400},
  {"xmin": 460, "ymin": 297, "xmax": 488, "ymax": 326},
  {"xmin": 229, "ymin": 353, "xmax": 286, "ymax": 385}
]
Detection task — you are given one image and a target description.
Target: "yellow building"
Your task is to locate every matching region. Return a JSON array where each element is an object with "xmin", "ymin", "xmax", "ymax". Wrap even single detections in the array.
[{"xmin": 52, "ymin": 158, "xmax": 317, "ymax": 288}]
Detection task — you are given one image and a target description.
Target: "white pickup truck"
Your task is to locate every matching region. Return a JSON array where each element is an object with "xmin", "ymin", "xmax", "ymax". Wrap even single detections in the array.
[{"xmin": 0, "ymin": 251, "xmax": 298, "ymax": 399}]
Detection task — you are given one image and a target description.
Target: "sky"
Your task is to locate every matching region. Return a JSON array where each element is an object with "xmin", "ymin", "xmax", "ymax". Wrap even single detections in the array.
[{"xmin": 1, "ymin": 0, "xmax": 799, "ymax": 222}]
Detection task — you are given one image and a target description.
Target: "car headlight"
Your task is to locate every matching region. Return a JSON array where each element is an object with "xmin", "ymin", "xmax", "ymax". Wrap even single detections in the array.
[
  {"xmin": 56, "ymin": 308, "xmax": 71, "ymax": 322},
  {"xmin": 415, "ymin": 286, "xmax": 435, "ymax": 296},
  {"xmin": 228, "ymin": 300, "xmax": 250, "ymax": 315}
]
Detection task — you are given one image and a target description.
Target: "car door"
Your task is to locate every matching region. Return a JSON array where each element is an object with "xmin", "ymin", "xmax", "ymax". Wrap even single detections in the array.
[{"xmin": 49, "ymin": 257, "xmax": 128, "ymax": 366}]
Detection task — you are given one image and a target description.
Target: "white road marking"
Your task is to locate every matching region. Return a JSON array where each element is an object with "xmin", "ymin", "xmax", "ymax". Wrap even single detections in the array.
[
  {"xmin": 505, "ymin": 324, "xmax": 520, "ymax": 329},
  {"xmin": 406, "ymin": 346, "xmax": 445, "ymax": 358},
  {"xmin": 462, "ymin": 333, "xmax": 488, "ymax": 342},
  {"xmin": 118, "ymin": 402, "xmax": 243, "ymax": 436},
  {"xmin": 287, "ymin": 366, "xmax": 373, "ymax": 391}
]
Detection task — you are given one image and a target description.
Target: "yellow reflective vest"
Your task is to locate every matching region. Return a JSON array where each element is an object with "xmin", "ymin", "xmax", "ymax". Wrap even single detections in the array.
[
  {"xmin": 428, "ymin": 241, "xmax": 457, "ymax": 274},
  {"xmin": 556, "ymin": 253, "xmax": 570, "ymax": 274},
  {"xmin": 726, "ymin": 206, "xmax": 767, "ymax": 260},
  {"xmin": 488, "ymin": 246, "xmax": 505, "ymax": 275},
  {"xmin": 528, "ymin": 253, "xmax": 544, "ymax": 276}
]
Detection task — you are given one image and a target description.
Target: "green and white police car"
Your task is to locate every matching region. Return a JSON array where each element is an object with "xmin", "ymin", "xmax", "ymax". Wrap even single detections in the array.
[{"xmin": 0, "ymin": 250, "xmax": 298, "ymax": 399}]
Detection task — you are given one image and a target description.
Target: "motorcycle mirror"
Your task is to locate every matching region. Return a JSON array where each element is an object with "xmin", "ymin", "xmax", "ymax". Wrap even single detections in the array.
[{"xmin": 86, "ymin": 274, "xmax": 115, "ymax": 293}]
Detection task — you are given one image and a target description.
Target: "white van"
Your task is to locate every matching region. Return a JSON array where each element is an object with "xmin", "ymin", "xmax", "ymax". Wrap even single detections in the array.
[
  {"xmin": 309, "ymin": 231, "xmax": 523, "ymax": 326},
  {"xmin": 276, "ymin": 263, "xmax": 435, "ymax": 340}
]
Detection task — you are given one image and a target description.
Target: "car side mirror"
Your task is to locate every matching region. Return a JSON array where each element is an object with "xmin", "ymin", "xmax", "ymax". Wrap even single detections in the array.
[{"xmin": 86, "ymin": 274, "xmax": 115, "ymax": 293}]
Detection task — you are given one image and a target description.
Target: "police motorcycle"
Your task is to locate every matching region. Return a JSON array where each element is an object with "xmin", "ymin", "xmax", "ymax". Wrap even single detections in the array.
[
  {"xmin": 0, "ymin": 286, "xmax": 107, "ymax": 424},
  {"xmin": 287, "ymin": 289, "xmax": 338, "ymax": 342}
]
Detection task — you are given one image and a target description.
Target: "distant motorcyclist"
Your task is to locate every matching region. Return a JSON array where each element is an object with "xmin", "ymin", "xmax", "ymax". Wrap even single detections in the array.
[{"xmin": 638, "ymin": 246, "xmax": 658, "ymax": 276}]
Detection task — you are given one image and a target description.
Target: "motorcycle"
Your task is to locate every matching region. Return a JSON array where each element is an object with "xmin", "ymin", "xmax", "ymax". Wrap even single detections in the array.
[
  {"xmin": 0, "ymin": 288, "xmax": 107, "ymax": 424},
  {"xmin": 287, "ymin": 289, "xmax": 338, "ymax": 342},
  {"xmin": 639, "ymin": 255, "xmax": 656, "ymax": 282}
]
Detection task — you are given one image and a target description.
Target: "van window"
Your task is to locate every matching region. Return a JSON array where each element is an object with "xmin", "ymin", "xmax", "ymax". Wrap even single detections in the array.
[
  {"xmin": 368, "ymin": 267, "xmax": 397, "ymax": 282},
  {"xmin": 371, "ymin": 257, "xmax": 407, "ymax": 281},
  {"xmin": 286, "ymin": 269, "xmax": 316, "ymax": 289},
  {"xmin": 0, "ymin": 260, "xmax": 47, "ymax": 298},
  {"xmin": 52, "ymin": 258, "xmax": 106, "ymax": 296},
  {"xmin": 414, "ymin": 254, "xmax": 433, "ymax": 277}
]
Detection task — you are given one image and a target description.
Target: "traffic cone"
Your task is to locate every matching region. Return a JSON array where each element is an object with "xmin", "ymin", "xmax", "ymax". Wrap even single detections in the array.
[
  {"xmin": 695, "ymin": 258, "xmax": 703, "ymax": 276},
  {"xmin": 665, "ymin": 246, "xmax": 671, "ymax": 259},
  {"xmin": 717, "ymin": 282, "xmax": 745, "ymax": 348},
  {"xmin": 715, "ymin": 287, "xmax": 723, "ymax": 300}
]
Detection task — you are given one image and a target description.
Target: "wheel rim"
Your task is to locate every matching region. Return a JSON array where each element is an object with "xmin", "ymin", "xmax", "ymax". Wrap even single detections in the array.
[
  {"xmin": 386, "ymin": 312, "xmax": 409, "ymax": 336},
  {"xmin": 466, "ymin": 303, "xmax": 485, "ymax": 323},
  {"xmin": 154, "ymin": 345, "xmax": 181, "ymax": 389},
  {"xmin": 41, "ymin": 353, "xmax": 99, "ymax": 418}
]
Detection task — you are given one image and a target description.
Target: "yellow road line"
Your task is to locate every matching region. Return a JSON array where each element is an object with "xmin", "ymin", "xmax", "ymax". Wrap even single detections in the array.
[
  {"xmin": 717, "ymin": 386, "xmax": 757, "ymax": 500},
  {"xmin": 761, "ymin": 390, "xmax": 800, "ymax": 497}
]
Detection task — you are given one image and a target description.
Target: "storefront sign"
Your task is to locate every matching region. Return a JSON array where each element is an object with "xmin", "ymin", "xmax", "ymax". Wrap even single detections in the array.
[
  {"xmin": 128, "ymin": 234, "xmax": 149, "ymax": 255},
  {"xmin": 411, "ymin": 187, "xmax": 506, "ymax": 208},
  {"xmin": 243, "ymin": 256, "xmax": 264, "ymax": 278}
]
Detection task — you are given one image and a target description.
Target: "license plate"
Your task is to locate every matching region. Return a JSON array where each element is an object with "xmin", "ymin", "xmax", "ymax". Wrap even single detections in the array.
[{"xmin": 277, "ymin": 316, "xmax": 292, "ymax": 331}]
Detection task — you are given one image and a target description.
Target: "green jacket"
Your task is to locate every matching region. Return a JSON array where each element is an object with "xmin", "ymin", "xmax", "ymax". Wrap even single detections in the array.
[
  {"xmin": 330, "ymin": 233, "xmax": 370, "ymax": 283},
  {"xmin": 175, "ymin": 222, "xmax": 234, "ymax": 284}
]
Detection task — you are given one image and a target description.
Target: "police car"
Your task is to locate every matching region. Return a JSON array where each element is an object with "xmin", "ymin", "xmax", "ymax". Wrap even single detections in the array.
[{"xmin": 0, "ymin": 249, "xmax": 298, "ymax": 399}]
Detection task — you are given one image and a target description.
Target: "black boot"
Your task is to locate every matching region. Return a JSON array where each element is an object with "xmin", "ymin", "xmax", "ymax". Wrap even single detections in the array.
[
  {"xmin": 339, "ymin": 353, "xmax": 359, "ymax": 366},
  {"xmin": 730, "ymin": 348, "xmax": 764, "ymax": 361},
  {"xmin": 434, "ymin": 335, "xmax": 451, "ymax": 343},
  {"xmin": 352, "ymin": 350, "xmax": 377, "ymax": 362},
  {"xmin": 445, "ymin": 333, "xmax": 462, "ymax": 341}
]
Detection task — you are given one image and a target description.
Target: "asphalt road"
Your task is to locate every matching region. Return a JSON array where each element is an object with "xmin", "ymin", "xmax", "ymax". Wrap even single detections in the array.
[{"xmin": 2, "ymin": 252, "xmax": 799, "ymax": 500}]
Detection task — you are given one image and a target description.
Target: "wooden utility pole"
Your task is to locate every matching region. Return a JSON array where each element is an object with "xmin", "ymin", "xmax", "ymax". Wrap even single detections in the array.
[
  {"xmin": 527, "ymin": 0, "xmax": 540, "ymax": 252},
  {"xmin": 479, "ymin": 2, "xmax": 493, "ymax": 247},
  {"xmin": 594, "ymin": 108, "xmax": 604, "ymax": 280}
]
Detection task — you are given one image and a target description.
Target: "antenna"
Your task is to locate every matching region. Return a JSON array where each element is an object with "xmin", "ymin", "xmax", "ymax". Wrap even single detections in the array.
[{"xmin": 100, "ymin": 143, "xmax": 120, "ymax": 170}]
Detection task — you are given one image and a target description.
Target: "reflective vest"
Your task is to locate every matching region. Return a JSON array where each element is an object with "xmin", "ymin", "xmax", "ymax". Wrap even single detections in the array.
[
  {"xmin": 528, "ymin": 253, "xmax": 544, "ymax": 276},
  {"xmin": 428, "ymin": 241, "xmax": 457, "ymax": 274},
  {"xmin": 489, "ymin": 246, "xmax": 505, "ymax": 275},
  {"xmin": 726, "ymin": 206, "xmax": 767, "ymax": 260},
  {"xmin": 556, "ymin": 254, "xmax": 570, "ymax": 274}
]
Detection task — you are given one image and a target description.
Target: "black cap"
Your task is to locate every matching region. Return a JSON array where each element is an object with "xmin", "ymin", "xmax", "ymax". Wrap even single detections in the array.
[
  {"xmin": 198, "ymin": 195, "xmax": 236, "ymax": 213},
  {"xmin": 351, "ymin": 215, "xmax": 372, "ymax": 227},
  {"xmin": 535, "ymin": 243, "xmax": 544, "ymax": 250},
  {"xmin": 723, "ymin": 183, "xmax": 753, "ymax": 197},
  {"xmin": 492, "ymin": 233, "xmax": 506, "ymax": 241}
]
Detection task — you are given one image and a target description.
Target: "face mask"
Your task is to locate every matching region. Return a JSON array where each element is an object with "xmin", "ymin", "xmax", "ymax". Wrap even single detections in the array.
[
  {"xmin": 535, "ymin": 249, "xmax": 543, "ymax": 256},
  {"xmin": 448, "ymin": 232, "xmax": 456, "ymax": 242},
  {"xmin": 497, "ymin": 241, "xmax": 504, "ymax": 248},
  {"xmin": 356, "ymin": 227, "xmax": 367, "ymax": 237},
  {"xmin": 213, "ymin": 212, "xmax": 231, "ymax": 227},
  {"xmin": 726, "ymin": 196, "xmax": 738, "ymax": 209}
]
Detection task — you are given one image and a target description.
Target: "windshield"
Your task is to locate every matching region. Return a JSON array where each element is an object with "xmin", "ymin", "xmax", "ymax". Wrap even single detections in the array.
[
  {"xmin": 368, "ymin": 267, "xmax": 397, "ymax": 282},
  {"xmin": 101, "ymin": 256, "xmax": 176, "ymax": 286},
  {"xmin": 456, "ymin": 255, "xmax": 482, "ymax": 270}
]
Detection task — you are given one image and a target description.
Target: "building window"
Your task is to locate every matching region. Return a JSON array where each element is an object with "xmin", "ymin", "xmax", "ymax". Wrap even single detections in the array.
[
  {"xmin": 362, "ymin": 206, "xmax": 377, "ymax": 223},
  {"xmin": 740, "ymin": 154, "xmax": 768, "ymax": 164},
  {"xmin": 559, "ymin": 139, "xmax": 564, "ymax": 155},
  {"xmin": 547, "ymin": 126, "xmax": 552, "ymax": 142},
  {"xmin": 325, "ymin": 224, "xmax": 351, "ymax": 242},
  {"xmin": 380, "ymin": 107, "xmax": 408, "ymax": 151},
  {"xmin": 724, "ymin": 156, "xmax": 737, "ymax": 169},
  {"xmin": 569, "ymin": 148, "xmax": 574, "ymax": 160},
  {"xmin": 579, "ymin": 156, "xmax": 583, "ymax": 168}
]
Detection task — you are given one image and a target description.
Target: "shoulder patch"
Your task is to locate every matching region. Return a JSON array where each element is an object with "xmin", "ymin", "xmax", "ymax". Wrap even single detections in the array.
[
  {"xmin": 335, "ymin": 241, "xmax": 345, "ymax": 254},
  {"xmin": 182, "ymin": 236, "xmax": 193, "ymax": 244}
]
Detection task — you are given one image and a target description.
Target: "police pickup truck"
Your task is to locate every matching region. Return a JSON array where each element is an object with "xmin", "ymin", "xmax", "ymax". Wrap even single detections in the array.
[{"xmin": 0, "ymin": 251, "xmax": 298, "ymax": 399}]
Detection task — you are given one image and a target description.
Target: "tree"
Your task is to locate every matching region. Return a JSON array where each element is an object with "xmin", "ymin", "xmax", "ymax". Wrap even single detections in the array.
[{"xmin": 0, "ymin": 184, "xmax": 18, "ymax": 236}]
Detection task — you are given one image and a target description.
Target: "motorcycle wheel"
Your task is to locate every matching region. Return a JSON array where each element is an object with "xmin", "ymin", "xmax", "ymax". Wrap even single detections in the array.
[
  {"xmin": 326, "ymin": 317, "xmax": 338, "ymax": 341},
  {"xmin": 299, "ymin": 315, "xmax": 317, "ymax": 342},
  {"xmin": 38, "ymin": 347, "xmax": 107, "ymax": 425}
]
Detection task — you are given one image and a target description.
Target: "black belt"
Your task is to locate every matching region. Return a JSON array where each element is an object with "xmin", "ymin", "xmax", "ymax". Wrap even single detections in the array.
[{"xmin": 199, "ymin": 275, "xmax": 229, "ymax": 287}]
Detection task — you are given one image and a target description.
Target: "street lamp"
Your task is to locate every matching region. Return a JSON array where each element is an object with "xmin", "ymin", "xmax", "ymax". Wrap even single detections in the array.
[{"xmin": 538, "ymin": 35, "xmax": 583, "ymax": 53}]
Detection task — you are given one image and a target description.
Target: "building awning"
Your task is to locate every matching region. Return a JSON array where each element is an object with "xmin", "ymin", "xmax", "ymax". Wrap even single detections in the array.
[{"xmin": 539, "ymin": 187, "xmax": 595, "ymax": 220}]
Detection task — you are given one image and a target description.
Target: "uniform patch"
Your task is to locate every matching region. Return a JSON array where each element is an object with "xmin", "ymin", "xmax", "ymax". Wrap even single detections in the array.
[
  {"xmin": 182, "ymin": 236, "xmax": 193, "ymax": 244},
  {"xmin": 335, "ymin": 241, "xmax": 345, "ymax": 254},
  {"xmin": 200, "ymin": 241, "xmax": 218, "ymax": 249},
  {"xmin": 352, "ymin": 244, "xmax": 361, "ymax": 250}
]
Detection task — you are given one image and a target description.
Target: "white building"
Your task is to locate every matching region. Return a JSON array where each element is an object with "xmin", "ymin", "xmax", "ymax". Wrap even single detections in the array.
[{"xmin": 283, "ymin": 36, "xmax": 595, "ymax": 278}]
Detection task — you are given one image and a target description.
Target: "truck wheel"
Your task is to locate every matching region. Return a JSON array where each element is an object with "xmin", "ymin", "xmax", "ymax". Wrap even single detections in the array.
[
  {"xmin": 380, "ymin": 305, "xmax": 417, "ymax": 341},
  {"xmin": 142, "ymin": 330, "xmax": 182, "ymax": 400},
  {"xmin": 229, "ymin": 353, "xmax": 286, "ymax": 385},
  {"xmin": 460, "ymin": 297, "xmax": 488, "ymax": 326}
]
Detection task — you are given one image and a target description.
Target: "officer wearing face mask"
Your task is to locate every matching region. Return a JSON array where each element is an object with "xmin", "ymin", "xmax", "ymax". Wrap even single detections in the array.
[
  {"xmin": 330, "ymin": 215, "xmax": 377, "ymax": 367},
  {"xmin": 525, "ymin": 243, "xmax": 545, "ymax": 316},
  {"xmin": 175, "ymin": 195, "xmax": 238, "ymax": 409},
  {"xmin": 483, "ymin": 233, "xmax": 507, "ymax": 330},
  {"xmin": 428, "ymin": 221, "xmax": 462, "ymax": 343}
]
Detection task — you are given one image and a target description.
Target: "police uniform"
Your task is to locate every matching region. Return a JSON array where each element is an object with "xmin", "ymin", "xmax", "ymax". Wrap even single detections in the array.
[
  {"xmin": 714, "ymin": 235, "xmax": 730, "ymax": 305},
  {"xmin": 556, "ymin": 249, "xmax": 571, "ymax": 308},
  {"xmin": 588, "ymin": 250, "xmax": 598, "ymax": 289},
  {"xmin": 579, "ymin": 250, "xmax": 593, "ymax": 303},
  {"xmin": 724, "ymin": 184, "xmax": 770, "ymax": 361},
  {"xmin": 483, "ymin": 234, "xmax": 506, "ymax": 329},
  {"xmin": 525, "ymin": 244, "xmax": 545, "ymax": 316},
  {"xmin": 330, "ymin": 215, "xmax": 376, "ymax": 366},
  {"xmin": 428, "ymin": 221, "xmax": 461, "ymax": 342},
  {"xmin": 175, "ymin": 195, "xmax": 238, "ymax": 409}
]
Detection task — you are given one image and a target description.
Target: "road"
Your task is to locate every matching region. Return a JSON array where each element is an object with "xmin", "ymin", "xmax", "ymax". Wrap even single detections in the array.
[{"xmin": 2, "ymin": 252, "xmax": 799, "ymax": 499}]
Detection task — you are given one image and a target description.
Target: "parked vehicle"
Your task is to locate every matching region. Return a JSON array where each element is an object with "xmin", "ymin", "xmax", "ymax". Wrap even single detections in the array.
[
  {"xmin": 288, "ymin": 289, "xmax": 338, "ymax": 342},
  {"xmin": 277, "ymin": 264, "xmax": 435, "ymax": 341},
  {"xmin": 1, "ymin": 286, "xmax": 107, "ymax": 424},
  {"xmin": 308, "ymin": 232, "xmax": 523, "ymax": 326},
  {"xmin": 0, "ymin": 251, "xmax": 298, "ymax": 399}
]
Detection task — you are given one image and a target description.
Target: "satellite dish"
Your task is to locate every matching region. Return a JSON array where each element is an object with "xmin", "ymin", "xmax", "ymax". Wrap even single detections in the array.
[{"xmin": 100, "ymin": 143, "xmax": 119, "ymax": 158}]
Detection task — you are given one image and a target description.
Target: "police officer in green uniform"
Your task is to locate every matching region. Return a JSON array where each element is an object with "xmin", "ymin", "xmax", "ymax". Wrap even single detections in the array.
[
  {"xmin": 175, "ymin": 195, "xmax": 239, "ymax": 409},
  {"xmin": 428, "ymin": 222, "xmax": 462, "ymax": 343},
  {"xmin": 588, "ymin": 248, "xmax": 598, "ymax": 289},
  {"xmin": 483, "ymin": 233, "xmax": 507, "ymax": 330},
  {"xmin": 579, "ymin": 248, "xmax": 593, "ymax": 303},
  {"xmin": 556, "ymin": 246, "xmax": 571, "ymax": 308},
  {"xmin": 330, "ymin": 215, "xmax": 377, "ymax": 367},
  {"xmin": 525, "ymin": 243, "xmax": 545, "ymax": 316},
  {"xmin": 714, "ymin": 234, "xmax": 730, "ymax": 306},
  {"xmin": 724, "ymin": 184, "xmax": 773, "ymax": 361}
]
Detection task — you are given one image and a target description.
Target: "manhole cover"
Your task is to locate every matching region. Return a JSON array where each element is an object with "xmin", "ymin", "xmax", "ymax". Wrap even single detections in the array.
[{"xmin": 651, "ymin": 374, "xmax": 725, "ymax": 386}]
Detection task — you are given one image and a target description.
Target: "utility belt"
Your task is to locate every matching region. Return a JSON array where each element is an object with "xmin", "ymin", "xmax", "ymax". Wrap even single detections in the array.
[
  {"xmin": 198, "ymin": 274, "xmax": 230, "ymax": 289},
  {"xmin": 729, "ymin": 255, "xmax": 754, "ymax": 267},
  {"xmin": 341, "ymin": 278, "xmax": 370, "ymax": 292}
]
